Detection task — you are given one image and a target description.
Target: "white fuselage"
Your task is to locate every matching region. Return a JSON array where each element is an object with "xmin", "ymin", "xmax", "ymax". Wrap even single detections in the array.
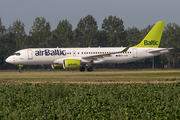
[{"xmin": 5, "ymin": 47, "xmax": 169, "ymax": 65}]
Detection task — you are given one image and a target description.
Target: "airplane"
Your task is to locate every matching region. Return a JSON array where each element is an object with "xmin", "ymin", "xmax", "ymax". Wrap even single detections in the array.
[{"xmin": 5, "ymin": 21, "xmax": 171, "ymax": 72}]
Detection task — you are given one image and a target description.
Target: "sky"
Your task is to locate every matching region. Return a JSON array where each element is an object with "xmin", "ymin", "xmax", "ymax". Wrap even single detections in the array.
[{"xmin": 1, "ymin": 0, "xmax": 180, "ymax": 34}]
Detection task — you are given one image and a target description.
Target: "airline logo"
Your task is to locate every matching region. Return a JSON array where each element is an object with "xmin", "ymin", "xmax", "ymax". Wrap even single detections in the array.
[
  {"xmin": 35, "ymin": 49, "xmax": 66, "ymax": 56},
  {"xmin": 68, "ymin": 63, "xmax": 77, "ymax": 66},
  {"xmin": 144, "ymin": 40, "xmax": 158, "ymax": 45}
]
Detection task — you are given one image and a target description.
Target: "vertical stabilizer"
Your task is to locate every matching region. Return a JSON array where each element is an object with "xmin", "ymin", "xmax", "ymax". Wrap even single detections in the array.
[{"xmin": 134, "ymin": 21, "xmax": 165, "ymax": 48}]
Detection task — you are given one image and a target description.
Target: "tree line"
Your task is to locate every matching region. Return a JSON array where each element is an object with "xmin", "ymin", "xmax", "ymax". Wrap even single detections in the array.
[{"xmin": 0, "ymin": 15, "xmax": 180, "ymax": 70}]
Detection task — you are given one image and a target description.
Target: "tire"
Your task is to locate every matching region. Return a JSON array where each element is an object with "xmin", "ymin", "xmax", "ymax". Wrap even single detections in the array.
[
  {"xmin": 87, "ymin": 67, "xmax": 93, "ymax": 72},
  {"xmin": 79, "ymin": 66, "xmax": 85, "ymax": 72},
  {"xmin": 19, "ymin": 69, "xmax": 22, "ymax": 73}
]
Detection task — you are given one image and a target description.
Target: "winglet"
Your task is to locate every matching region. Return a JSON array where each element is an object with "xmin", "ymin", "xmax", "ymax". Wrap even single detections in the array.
[{"xmin": 134, "ymin": 21, "xmax": 165, "ymax": 48}]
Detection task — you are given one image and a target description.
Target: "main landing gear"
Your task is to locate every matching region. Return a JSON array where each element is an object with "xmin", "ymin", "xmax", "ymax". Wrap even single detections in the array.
[
  {"xmin": 79, "ymin": 66, "xmax": 93, "ymax": 72},
  {"xmin": 79, "ymin": 66, "xmax": 85, "ymax": 72},
  {"xmin": 87, "ymin": 67, "xmax": 93, "ymax": 72}
]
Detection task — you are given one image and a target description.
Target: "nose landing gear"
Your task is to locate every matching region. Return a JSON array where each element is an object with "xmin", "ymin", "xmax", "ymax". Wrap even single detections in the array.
[
  {"xmin": 19, "ymin": 68, "xmax": 23, "ymax": 73},
  {"xmin": 18, "ymin": 65, "xmax": 23, "ymax": 73}
]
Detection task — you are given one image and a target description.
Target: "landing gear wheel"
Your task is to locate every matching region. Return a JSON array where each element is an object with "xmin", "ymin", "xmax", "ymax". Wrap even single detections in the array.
[
  {"xmin": 19, "ymin": 69, "xmax": 23, "ymax": 73},
  {"xmin": 87, "ymin": 67, "xmax": 93, "ymax": 72},
  {"xmin": 79, "ymin": 66, "xmax": 85, "ymax": 72}
]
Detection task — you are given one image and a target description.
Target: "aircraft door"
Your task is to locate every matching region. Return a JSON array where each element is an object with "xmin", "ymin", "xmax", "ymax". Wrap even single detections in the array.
[
  {"xmin": 133, "ymin": 48, "xmax": 138, "ymax": 58},
  {"xmin": 73, "ymin": 51, "xmax": 76, "ymax": 57},
  {"xmin": 27, "ymin": 50, "xmax": 33, "ymax": 59}
]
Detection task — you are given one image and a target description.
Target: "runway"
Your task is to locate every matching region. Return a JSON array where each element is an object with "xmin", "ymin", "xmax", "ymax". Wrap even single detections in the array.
[{"xmin": 0, "ymin": 70, "xmax": 180, "ymax": 84}]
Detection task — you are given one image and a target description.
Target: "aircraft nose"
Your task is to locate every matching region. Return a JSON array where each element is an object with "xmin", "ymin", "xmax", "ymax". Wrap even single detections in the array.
[{"xmin": 5, "ymin": 57, "xmax": 12, "ymax": 63}]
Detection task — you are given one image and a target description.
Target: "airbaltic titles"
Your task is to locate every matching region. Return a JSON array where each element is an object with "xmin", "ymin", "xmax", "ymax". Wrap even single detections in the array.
[
  {"xmin": 35, "ymin": 49, "xmax": 66, "ymax": 56},
  {"xmin": 144, "ymin": 40, "xmax": 158, "ymax": 45}
]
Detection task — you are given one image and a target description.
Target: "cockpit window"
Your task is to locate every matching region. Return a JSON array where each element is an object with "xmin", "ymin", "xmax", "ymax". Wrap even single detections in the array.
[
  {"xmin": 16, "ymin": 53, "xmax": 20, "ymax": 56},
  {"xmin": 12, "ymin": 53, "xmax": 16, "ymax": 55},
  {"xmin": 11, "ymin": 53, "xmax": 21, "ymax": 56}
]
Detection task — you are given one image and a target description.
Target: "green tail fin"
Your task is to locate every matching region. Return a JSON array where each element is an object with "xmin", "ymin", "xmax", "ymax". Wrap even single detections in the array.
[{"xmin": 134, "ymin": 21, "xmax": 165, "ymax": 48}]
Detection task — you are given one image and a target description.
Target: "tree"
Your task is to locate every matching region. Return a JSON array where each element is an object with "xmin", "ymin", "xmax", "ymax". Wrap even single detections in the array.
[
  {"xmin": 97, "ymin": 30, "xmax": 108, "ymax": 47},
  {"xmin": 75, "ymin": 15, "xmax": 98, "ymax": 47},
  {"xmin": 0, "ymin": 18, "xmax": 6, "ymax": 35},
  {"xmin": 162, "ymin": 23, "xmax": 180, "ymax": 68},
  {"xmin": 0, "ymin": 18, "xmax": 7, "ymax": 66},
  {"xmin": 53, "ymin": 19, "xmax": 73, "ymax": 47},
  {"xmin": 125, "ymin": 27, "xmax": 141, "ymax": 46},
  {"xmin": 102, "ymin": 16, "xmax": 125, "ymax": 47},
  {"xmin": 11, "ymin": 20, "xmax": 27, "ymax": 50},
  {"xmin": 29, "ymin": 17, "xmax": 51, "ymax": 48}
]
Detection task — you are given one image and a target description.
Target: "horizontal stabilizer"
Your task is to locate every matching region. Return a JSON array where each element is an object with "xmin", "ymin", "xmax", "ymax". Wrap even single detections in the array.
[{"xmin": 149, "ymin": 48, "xmax": 173, "ymax": 53}]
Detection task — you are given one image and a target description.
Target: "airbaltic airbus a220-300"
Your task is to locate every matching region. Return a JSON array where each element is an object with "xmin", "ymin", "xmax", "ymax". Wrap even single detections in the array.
[{"xmin": 6, "ymin": 21, "xmax": 171, "ymax": 72}]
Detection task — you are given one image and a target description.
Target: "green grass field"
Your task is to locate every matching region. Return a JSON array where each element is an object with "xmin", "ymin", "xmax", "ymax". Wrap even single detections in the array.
[
  {"xmin": 1, "ymin": 70, "xmax": 180, "ymax": 119},
  {"xmin": 0, "ymin": 70, "xmax": 180, "ymax": 84}
]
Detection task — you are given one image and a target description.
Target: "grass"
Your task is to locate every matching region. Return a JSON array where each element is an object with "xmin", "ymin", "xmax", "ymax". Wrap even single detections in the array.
[
  {"xmin": 1, "ymin": 83, "xmax": 180, "ymax": 119},
  {"xmin": 0, "ymin": 70, "xmax": 180, "ymax": 84},
  {"xmin": 1, "ymin": 70, "xmax": 180, "ymax": 119}
]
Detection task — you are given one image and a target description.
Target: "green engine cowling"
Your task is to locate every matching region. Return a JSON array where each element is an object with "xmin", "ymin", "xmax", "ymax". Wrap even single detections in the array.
[{"xmin": 63, "ymin": 59, "xmax": 81, "ymax": 69}]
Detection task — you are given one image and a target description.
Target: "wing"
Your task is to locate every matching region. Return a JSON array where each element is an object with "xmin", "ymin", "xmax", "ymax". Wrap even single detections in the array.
[{"xmin": 81, "ymin": 45, "xmax": 131, "ymax": 62}]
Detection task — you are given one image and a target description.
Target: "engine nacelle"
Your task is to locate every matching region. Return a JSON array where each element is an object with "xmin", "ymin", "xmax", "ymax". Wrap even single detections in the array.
[
  {"xmin": 63, "ymin": 59, "xmax": 81, "ymax": 69},
  {"xmin": 51, "ymin": 64, "xmax": 63, "ymax": 69}
]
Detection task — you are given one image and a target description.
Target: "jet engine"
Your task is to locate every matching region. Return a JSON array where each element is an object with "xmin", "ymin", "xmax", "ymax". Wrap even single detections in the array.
[{"xmin": 63, "ymin": 59, "xmax": 81, "ymax": 69}]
